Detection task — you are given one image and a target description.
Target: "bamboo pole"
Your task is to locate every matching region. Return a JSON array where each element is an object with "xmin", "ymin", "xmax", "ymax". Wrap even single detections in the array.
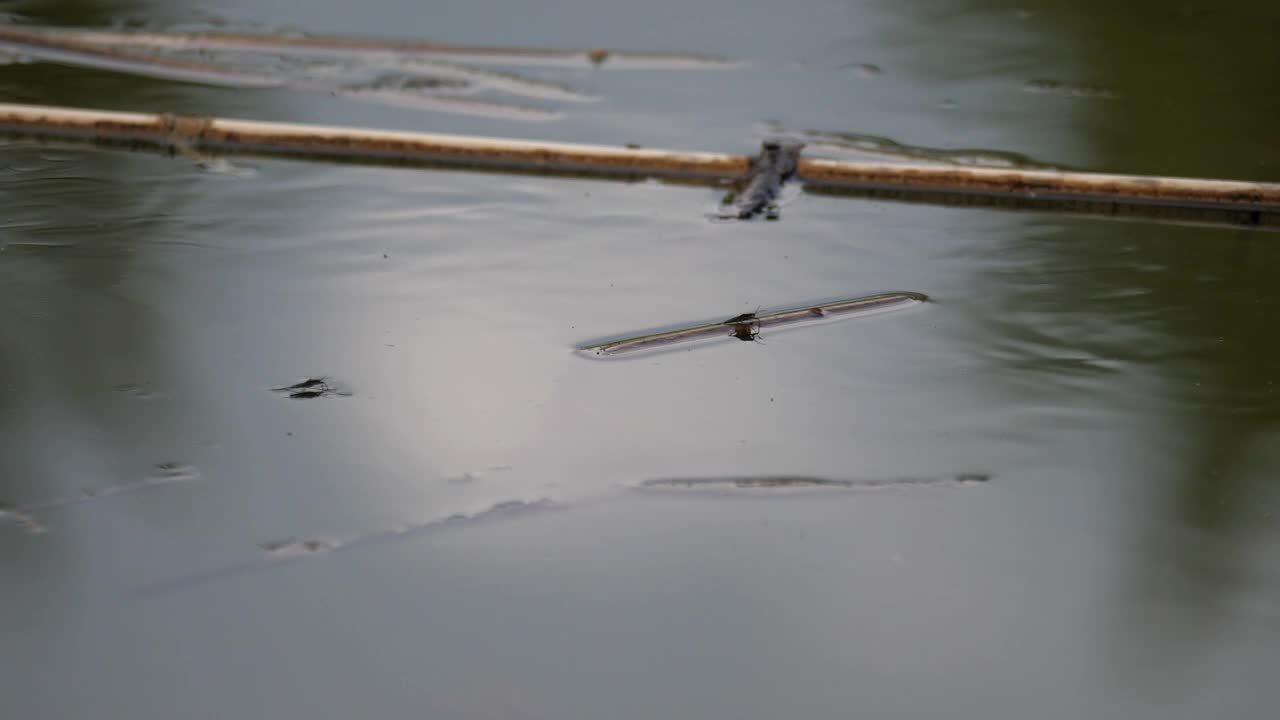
[
  {"xmin": 0, "ymin": 102, "xmax": 750, "ymax": 178},
  {"xmin": 0, "ymin": 102, "xmax": 1276, "ymax": 226}
]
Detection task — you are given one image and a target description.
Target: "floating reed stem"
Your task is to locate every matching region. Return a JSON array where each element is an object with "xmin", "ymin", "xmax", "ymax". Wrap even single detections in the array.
[
  {"xmin": 580, "ymin": 292, "xmax": 928, "ymax": 358},
  {"xmin": 0, "ymin": 102, "xmax": 1276, "ymax": 227}
]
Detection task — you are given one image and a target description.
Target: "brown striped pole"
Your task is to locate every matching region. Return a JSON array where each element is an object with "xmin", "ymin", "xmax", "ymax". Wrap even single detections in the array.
[{"xmin": 0, "ymin": 102, "xmax": 1276, "ymax": 227}]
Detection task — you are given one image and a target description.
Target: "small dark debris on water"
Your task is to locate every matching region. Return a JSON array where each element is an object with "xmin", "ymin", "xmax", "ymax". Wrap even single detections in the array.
[
  {"xmin": 259, "ymin": 537, "xmax": 337, "ymax": 557},
  {"xmin": 358, "ymin": 73, "xmax": 472, "ymax": 93},
  {"xmin": 271, "ymin": 377, "xmax": 348, "ymax": 399},
  {"xmin": 841, "ymin": 62, "xmax": 883, "ymax": 77},
  {"xmin": 152, "ymin": 462, "xmax": 197, "ymax": 479},
  {"xmin": 444, "ymin": 465, "xmax": 512, "ymax": 484},
  {"xmin": 724, "ymin": 141, "xmax": 804, "ymax": 220},
  {"xmin": 587, "ymin": 48, "xmax": 610, "ymax": 66}
]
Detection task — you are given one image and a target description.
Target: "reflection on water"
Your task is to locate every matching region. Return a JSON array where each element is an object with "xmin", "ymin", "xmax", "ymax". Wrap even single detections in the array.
[
  {"xmin": 912, "ymin": 0, "xmax": 1280, "ymax": 664},
  {"xmin": 965, "ymin": 218, "xmax": 1280, "ymax": 625},
  {"xmin": 0, "ymin": 0, "xmax": 269, "ymax": 547}
]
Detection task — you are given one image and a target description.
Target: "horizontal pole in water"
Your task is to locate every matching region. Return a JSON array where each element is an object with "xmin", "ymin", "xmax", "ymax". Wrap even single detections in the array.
[
  {"xmin": 0, "ymin": 101, "xmax": 751, "ymax": 178},
  {"xmin": 0, "ymin": 102, "xmax": 1277, "ymax": 223}
]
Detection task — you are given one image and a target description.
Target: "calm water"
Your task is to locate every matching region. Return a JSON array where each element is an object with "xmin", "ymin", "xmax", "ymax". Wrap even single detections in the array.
[{"xmin": 3, "ymin": 1, "xmax": 1278, "ymax": 718}]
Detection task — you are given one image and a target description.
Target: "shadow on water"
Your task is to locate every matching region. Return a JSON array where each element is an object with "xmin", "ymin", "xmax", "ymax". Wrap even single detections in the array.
[{"xmin": 885, "ymin": 0, "xmax": 1280, "ymax": 670}]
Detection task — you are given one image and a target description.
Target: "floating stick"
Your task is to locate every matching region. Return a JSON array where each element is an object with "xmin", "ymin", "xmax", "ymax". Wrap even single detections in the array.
[
  {"xmin": 0, "ymin": 102, "xmax": 1276, "ymax": 227},
  {"xmin": 579, "ymin": 292, "xmax": 928, "ymax": 358}
]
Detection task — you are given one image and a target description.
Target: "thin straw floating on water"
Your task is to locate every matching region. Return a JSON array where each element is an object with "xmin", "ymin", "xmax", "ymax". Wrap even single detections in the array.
[
  {"xmin": 0, "ymin": 102, "xmax": 1276, "ymax": 226},
  {"xmin": 580, "ymin": 292, "xmax": 928, "ymax": 358}
]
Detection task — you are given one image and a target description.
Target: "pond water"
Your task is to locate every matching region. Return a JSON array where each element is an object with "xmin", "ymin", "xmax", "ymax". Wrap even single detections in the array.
[{"xmin": 2, "ymin": 1, "xmax": 1278, "ymax": 718}]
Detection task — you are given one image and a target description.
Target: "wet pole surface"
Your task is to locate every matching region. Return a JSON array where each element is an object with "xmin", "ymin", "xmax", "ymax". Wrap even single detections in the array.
[{"xmin": 1, "ymin": 102, "xmax": 1277, "ymax": 226}]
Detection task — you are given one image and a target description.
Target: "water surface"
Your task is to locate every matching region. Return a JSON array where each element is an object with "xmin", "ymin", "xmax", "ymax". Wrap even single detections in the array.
[{"xmin": 2, "ymin": 1, "xmax": 1278, "ymax": 718}]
